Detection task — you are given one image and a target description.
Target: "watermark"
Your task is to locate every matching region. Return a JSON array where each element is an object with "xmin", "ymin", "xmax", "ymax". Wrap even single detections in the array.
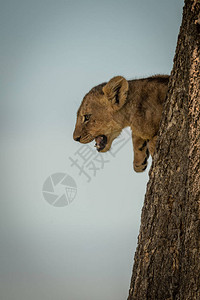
[
  {"xmin": 42, "ymin": 128, "xmax": 131, "ymax": 206},
  {"xmin": 42, "ymin": 173, "xmax": 77, "ymax": 207}
]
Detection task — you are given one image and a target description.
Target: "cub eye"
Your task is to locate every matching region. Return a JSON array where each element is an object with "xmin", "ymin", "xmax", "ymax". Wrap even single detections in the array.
[{"xmin": 83, "ymin": 114, "xmax": 91, "ymax": 122}]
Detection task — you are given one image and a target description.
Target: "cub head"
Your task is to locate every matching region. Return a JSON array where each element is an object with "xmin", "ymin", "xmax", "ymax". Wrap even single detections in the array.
[{"xmin": 73, "ymin": 76, "xmax": 129, "ymax": 152}]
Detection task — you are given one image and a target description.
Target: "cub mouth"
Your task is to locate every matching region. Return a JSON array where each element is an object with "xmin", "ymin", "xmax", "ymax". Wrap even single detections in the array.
[{"xmin": 94, "ymin": 135, "xmax": 107, "ymax": 152}]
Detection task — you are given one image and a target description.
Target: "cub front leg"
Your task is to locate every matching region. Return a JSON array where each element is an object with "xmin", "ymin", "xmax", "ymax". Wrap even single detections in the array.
[
  {"xmin": 132, "ymin": 134, "xmax": 149, "ymax": 172},
  {"xmin": 148, "ymin": 135, "xmax": 157, "ymax": 157}
]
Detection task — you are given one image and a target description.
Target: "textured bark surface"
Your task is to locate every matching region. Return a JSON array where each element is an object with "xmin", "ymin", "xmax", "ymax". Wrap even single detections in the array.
[{"xmin": 128, "ymin": 1, "xmax": 200, "ymax": 299}]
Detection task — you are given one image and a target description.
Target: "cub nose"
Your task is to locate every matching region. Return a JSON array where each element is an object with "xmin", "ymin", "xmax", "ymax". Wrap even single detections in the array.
[
  {"xmin": 73, "ymin": 127, "xmax": 82, "ymax": 142},
  {"xmin": 74, "ymin": 136, "xmax": 81, "ymax": 142},
  {"xmin": 73, "ymin": 131, "xmax": 81, "ymax": 142}
]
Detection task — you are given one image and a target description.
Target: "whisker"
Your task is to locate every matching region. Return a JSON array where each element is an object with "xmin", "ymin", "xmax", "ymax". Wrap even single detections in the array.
[{"xmin": 81, "ymin": 134, "xmax": 93, "ymax": 143}]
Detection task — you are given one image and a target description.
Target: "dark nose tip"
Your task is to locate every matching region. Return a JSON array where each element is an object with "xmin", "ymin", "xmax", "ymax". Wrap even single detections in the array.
[
  {"xmin": 74, "ymin": 136, "xmax": 81, "ymax": 142},
  {"xmin": 73, "ymin": 129, "xmax": 81, "ymax": 142}
]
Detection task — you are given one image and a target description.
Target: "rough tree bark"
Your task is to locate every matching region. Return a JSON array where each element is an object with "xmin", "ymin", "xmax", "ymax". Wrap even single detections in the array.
[{"xmin": 128, "ymin": 1, "xmax": 200, "ymax": 299}]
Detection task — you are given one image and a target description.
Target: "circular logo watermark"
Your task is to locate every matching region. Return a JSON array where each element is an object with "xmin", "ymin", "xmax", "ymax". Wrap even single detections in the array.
[{"xmin": 42, "ymin": 173, "xmax": 77, "ymax": 207}]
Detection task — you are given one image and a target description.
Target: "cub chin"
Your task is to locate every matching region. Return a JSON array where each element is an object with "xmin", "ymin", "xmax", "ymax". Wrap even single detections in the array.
[{"xmin": 73, "ymin": 74, "xmax": 169, "ymax": 172}]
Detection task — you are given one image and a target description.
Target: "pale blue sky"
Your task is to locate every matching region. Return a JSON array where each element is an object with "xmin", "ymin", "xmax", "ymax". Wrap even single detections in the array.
[{"xmin": 1, "ymin": 1, "xmax": 183, "ymax": 300}]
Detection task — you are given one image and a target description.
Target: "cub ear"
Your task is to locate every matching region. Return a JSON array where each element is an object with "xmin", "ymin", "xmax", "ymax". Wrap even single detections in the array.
[{"xmin": 102, "ymin": 76, "xmax": 129, "ymax": 110}]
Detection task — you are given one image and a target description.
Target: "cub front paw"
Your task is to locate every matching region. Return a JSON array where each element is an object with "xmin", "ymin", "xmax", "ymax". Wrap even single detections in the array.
[
  {"xmin": 133, "ymin": 148, "xmax": 149, "ymax": 172},
  {"xmin": 133, "ymin": 159, "xmax": 148, "ymax": 172}
]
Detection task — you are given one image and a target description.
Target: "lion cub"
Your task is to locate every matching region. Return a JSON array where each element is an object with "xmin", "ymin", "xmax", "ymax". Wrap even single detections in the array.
[{"xmin": 73, "ymin": 75, "xmax": 169, "ymax": 172}]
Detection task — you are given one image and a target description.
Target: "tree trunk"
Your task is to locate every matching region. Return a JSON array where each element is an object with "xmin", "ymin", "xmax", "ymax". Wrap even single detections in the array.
[{"xmin": 128, "ymin": 1, "xmax": 200, "ymax": 299}]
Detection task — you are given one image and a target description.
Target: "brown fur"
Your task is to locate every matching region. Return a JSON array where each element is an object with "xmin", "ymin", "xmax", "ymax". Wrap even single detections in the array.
[{"xmin": 73, "ymin": 75, "xmax": 169, "ymax": 172}]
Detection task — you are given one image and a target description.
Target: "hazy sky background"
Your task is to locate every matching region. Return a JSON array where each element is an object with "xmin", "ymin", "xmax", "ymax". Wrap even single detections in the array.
[{"xmin": 1, "ymin": 1, "xmax": 183, "ymax": 299}]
